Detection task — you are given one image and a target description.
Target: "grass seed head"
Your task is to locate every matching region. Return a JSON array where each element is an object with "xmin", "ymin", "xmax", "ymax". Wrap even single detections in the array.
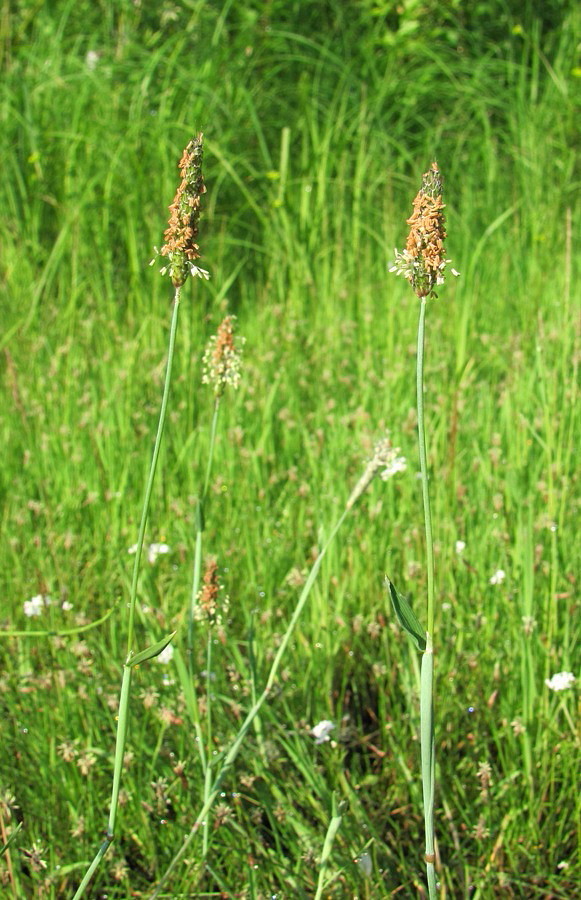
[
  {"xmin": 202, "ymin": 314, "xmax": 245, "ymax": 396},
  {"xmin": 194, "ymin": 556, "xmax": 229, "ymax": 627},
  {"xmin": 160, "ymin": 134, "xmax": 208, "ymax": 287},
  {"xmin": 346, "ymin": 434, "xmax": 406, "ymax": 509},
  {"xmin": 390, "ymin": 161, "xmax": 458, "ymax": 297}
]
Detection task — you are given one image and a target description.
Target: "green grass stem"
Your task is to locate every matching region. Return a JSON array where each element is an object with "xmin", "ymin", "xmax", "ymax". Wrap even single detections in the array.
[
  {"xmin": 125, "ymin": 290, "xmax": 182, "ymax": 654},
  {"xmin": 416, "ymin": 297, "xmax": 435, "ymax": 639},
  {"xmin": 73, "ymin": 288, "xmax": 182, "ymax": 899},
  {"xmin": 314, "ymin": 793, "xmax": 346, "ymax": 900},
  {"xmin": 416, "ymin": 294, "xmax": 438, "ymax": 897},
  {"xmin": 186, "ymin": 393, "xmax": 224, "ymax": 855}
]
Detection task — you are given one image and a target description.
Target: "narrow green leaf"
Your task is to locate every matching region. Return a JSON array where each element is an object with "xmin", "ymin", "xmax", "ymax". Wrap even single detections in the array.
[
  {"xmin": 127, "ymin": 631, "xmax": 176, "ymax": 668},
  {"xmin": 385, "ymin": 577, "xmax": 426, "ymax": 652},
  {"xmin": 1, "ymin": 821, "xmax": 22, "ymax": 857}
]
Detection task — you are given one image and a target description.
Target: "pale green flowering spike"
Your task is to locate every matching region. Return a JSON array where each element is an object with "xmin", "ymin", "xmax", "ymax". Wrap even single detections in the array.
[{"xmin": 201, "ymin": 315, "xmax": 245, "ymax": 397}]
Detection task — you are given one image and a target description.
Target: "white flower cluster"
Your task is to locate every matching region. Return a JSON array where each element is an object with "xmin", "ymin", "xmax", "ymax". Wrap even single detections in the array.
[
  {"xmin": 128, "ymin": 542, "xmax": 171, "ymax": 564},
  {"xmin": 24, "ymin": 594, "xmax": 51, "ymax": 617},
  {"xmin": 310, "ymin": 720, "xmax": 335, "ymax": 744},
  {"xmin": 489, "ymin": 569, "xmax": 506, "ymax": 585},
  {"xmin": 545, "ymin": 671, "xmax": 575, "ymax": 692},
  {"xmin": 23, "ymin": 594, "xmax": 73, "ymax": 617}
]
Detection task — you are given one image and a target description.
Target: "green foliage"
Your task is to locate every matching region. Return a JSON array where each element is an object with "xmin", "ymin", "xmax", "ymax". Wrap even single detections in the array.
[
  {"xmin": 0, "ymin": 0, "xmax": 579, "ymax": 897},
  {"xmin": 128, "ymin": 632, "xmax": 176, "ymax": 667},
  {"xmin": 386, "ymin": 578, "xmax": 426, "ymax": 652}
]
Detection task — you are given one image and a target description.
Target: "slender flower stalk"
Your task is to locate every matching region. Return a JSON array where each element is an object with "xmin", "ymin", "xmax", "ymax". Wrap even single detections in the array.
[
  {"xmin": 187, "ymin": 314, "xmax": 244, "ymax": 653},
  {"xmin": 417, "ymin": 293, "xmax": 438, "ymax": 897},
  {"xmin": 73, "ymin": 136, "xmax": 207, "ymax": 900},
  {"xmin": 182, "ymin": 315, "xmax": 243, "ymax": 858},
  {"xmin": 389, "ymin": 162, "xmax": 458, "ymax": 899},
  {"xmin": 190, "ymin": 555, "xmax": 230, "ymax": 857}
]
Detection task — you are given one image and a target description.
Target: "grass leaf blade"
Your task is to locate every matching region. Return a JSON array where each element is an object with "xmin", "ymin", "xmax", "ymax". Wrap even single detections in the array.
[
  {"xmin": 385, "ymin": 577, "xmax": 426, "ymax": 652},
  {"xmin": 127, "ymin": 632, "xmax": 176, "ymax": 668}
]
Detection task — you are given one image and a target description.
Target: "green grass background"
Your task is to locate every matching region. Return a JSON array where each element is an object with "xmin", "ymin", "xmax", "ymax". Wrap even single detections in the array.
[{"xmin": 0, "ymin": 1, "xmax": 579, "ymax": 896}]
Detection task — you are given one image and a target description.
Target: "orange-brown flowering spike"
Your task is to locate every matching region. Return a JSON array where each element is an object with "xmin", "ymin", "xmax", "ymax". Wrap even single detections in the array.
[
  {"xmin": 160, "ymin": 134, "xmax": 208, "ymax": 287},
  {"xmin": 194, "ymin": 557, "xmax": 229, "ymax": 627},
  {"xmin": 390, "ymin": 162, "xmax": 458, "ymax": 298}
]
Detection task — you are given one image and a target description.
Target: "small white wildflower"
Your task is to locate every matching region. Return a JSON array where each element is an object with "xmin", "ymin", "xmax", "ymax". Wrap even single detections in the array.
[
  {"xmin": 489, "ymin": 569, "xmax": 506, "ymax": 585},
  {"xmin": 545, "ymin": 671, "xmax": 575, "ymax": 692},
  {"xmin": 85, "ymin": 50, "xmax": 100, "ymax": 70},
  {"xmin": 156, "ymin": 644, "xmax": 175, "ymax": 665},
  {"xmin": 310, "ymin": 720, "xmax": 335, "ymax": 744},
  {"xmin": 23, "ymin": 594, "xmax": 51, "ymax": 617},
  {"xmin": 455, "ymin": 540, "xmax": 466, "ymax": 554},
  {"xmin": 127, "ymin": 543, "xmax": 171, "ymax": 564},
  {"xmin": 147, "ymin": 543, "xmax": 171, "ymax": 564},
  {"xmin": 23, "ymin": 595, "xmax": 44, "ymax": 617},
  {"xmin": 61, "ymin": 601, "xmax": 74, "ymax": 612}
]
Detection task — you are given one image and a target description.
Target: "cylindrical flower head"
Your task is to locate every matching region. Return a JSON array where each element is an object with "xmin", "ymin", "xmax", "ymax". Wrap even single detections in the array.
[
  {"xmin": 390, "ymin": 162, "xmax": 458, "ymax": 298},
  {"xmin": 346, "ymin": 434, "xmax": 407, "ymax": 509},
  {"xmin": 160, "ymin": 134, "xmax": 207, "ymax": 287},
  {"xmin": 194, "ymin": 556, "xmax": 229, "ymax": 627},
  {"xmin": 202, "ymin": 315, "xmax": 245, "ymax": 397}
]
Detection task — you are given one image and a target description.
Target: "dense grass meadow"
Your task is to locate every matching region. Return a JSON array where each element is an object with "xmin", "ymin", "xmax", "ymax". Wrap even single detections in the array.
[{"xmin": 1, "ymin": 1, "xmax": 580, "ymax": 897}]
